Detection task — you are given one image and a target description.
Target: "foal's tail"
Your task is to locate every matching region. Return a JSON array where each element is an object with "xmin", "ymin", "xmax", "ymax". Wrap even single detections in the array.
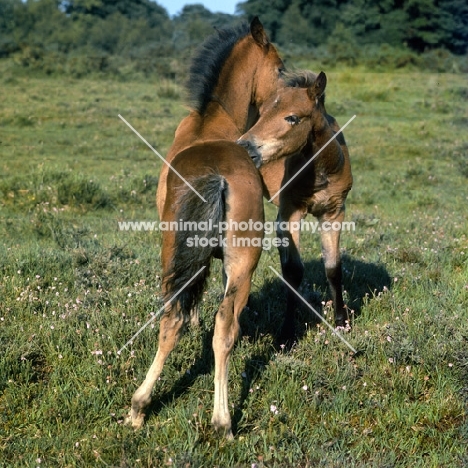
[{"xmin": 164, "ymin": 174, "xmax": 227, "ymax": 315}]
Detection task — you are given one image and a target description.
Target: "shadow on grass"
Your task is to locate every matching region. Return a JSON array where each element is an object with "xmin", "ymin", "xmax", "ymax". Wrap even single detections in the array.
[
  {"xmin": 231, "ymin": 255, "xmax": 392, "ymax": 433},
  {"xmin": 144, "ymin": 255, "xmax": 391, "ymax": 436},
  {"xmin": 244, "ymin": 254, "xmax": 392, "ymax": 342}
]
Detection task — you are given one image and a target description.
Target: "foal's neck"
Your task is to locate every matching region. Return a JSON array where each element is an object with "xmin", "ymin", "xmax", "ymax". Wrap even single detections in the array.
[
  {"xmin": 207, "ymin": 38, "xmax": 260, "ymax": 136},
  {"xmin": 312, "ymin": 112, "xmax": 336, "ymax": 147},
  {"xmin": 308, "ymin": 112, "xmax": 344, "ymax": 169}
]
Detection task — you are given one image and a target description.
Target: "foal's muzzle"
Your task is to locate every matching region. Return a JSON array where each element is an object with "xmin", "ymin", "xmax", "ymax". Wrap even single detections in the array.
[{"xmin": 237, "ymin": 138, "xmax": 262, "ymax": 168}]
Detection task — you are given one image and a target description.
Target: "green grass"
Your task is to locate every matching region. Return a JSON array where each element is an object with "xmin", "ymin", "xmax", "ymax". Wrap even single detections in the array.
[{"xmin": 0, "ymin": 64, "xmax": 467, "ymax": 467}]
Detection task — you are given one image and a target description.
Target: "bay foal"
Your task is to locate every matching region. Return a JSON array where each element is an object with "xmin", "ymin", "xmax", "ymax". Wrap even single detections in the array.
[
  {"xmin": 238, "ymin": 71, "xmax": 353, "ymax": 340},
  {"xmin": 127, "ymin": 18, "xmax": 284, "ymax": 439}
]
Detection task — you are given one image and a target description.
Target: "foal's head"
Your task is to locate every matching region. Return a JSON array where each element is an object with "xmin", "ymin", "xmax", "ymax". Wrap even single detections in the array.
[
  {"xmin": 188, "ymin": 17, "xmax": 285, "ymax": 117},
  {"xmin": 237, "ymin": 71, "xmax": 328, "ymax": 163}
]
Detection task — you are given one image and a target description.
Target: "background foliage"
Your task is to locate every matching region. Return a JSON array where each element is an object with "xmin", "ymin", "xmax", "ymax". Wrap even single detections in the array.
[{"xmin": 0, "ymin": 0, "xmax": 467, "ymax": 79}]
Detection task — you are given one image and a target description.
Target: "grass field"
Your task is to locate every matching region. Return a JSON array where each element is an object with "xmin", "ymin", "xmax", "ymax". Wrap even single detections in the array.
[{"xmin": 0, "ymin": 59, "xmax": 467, "ymax": 467}]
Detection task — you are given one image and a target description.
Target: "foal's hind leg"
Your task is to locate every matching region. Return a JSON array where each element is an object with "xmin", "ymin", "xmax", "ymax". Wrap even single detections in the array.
[
  {"xmin": 211, "ymin": 263, "xmax": 254, "ymax": 439},
  {"xmin": 319, "ymin": 210, "xmax": 348, "ymax": 327},
  {"xmin": 126, "ymin": 306, "xmax": 185, "ymax": 429}
]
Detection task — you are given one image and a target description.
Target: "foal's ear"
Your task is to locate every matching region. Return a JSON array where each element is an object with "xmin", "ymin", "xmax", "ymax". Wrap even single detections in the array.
[
  {"xmin": 250, "ymin": 17, "xmax": 269, "ymax": 46},
  {"xmin": 307, "ymin": 71, "xmax": 327, "ymax": 101}
]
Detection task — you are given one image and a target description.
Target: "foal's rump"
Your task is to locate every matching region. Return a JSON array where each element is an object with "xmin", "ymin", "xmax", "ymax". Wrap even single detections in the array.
[{"xmin": 162, "ymin": 140, "xmax": 265, "ymax": 317}]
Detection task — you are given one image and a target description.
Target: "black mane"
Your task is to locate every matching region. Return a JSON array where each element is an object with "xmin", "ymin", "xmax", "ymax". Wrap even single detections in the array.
[
  {"xmin": 283, "ymin": 70, "xmax": 317, "ymax": 88},
  {"xmin": 187, "ymin": 22, "xmax": 250, "ymax": 114}
]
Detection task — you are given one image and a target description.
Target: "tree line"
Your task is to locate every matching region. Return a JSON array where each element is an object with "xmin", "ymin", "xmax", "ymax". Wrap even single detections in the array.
[
  {"xmin": 0, "ymin": 0, "xmax": 466, "ymax": 77},
  {"xmin": 240, "ymin": 0, "xmax": 468, "ymax": 54}
]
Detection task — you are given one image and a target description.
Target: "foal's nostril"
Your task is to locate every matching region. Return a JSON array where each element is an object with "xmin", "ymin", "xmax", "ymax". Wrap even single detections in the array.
[
  {"xmin": 236, "ymin": 139, "xmax": 252, "ymax": 150},
  {"xmin": 237, "ymin": 139, "xmax": 263, "ymax": 168}
]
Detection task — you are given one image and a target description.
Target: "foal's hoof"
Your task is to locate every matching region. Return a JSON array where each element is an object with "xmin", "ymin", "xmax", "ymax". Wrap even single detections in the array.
[
  {"xmin": 214, "ymin": 426, "xmax": 234, "ymax": 441},
  {"xmin": 335, "ymin": 316, "xmax": 351, "ymax": 331},
  {"xmin": 277, "ymin": 330, "xmax": 296, "ymax": 349},
  {"xmin": 124, "ymin": 409, "xmax": 145, "ymax": 430},
  {"xmin": 211, "ymin": 418, "xmax": 234, "ymax": 440}
]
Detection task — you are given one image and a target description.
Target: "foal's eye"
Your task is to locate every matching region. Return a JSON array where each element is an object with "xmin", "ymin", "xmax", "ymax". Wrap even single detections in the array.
[{"xmin": 285, "ymin": 115, "xmax": 300, "ymax": 126}]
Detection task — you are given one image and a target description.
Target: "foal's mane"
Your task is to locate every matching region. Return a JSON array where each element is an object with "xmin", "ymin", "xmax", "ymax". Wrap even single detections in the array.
[
  {"xmin": 283, "ymin": 70, "xmax": 317, "ymax": 88},
  {"xmin": 187, "ymin": 22, "xmax": 250, "ymax": 115},
  {"xmin": 283, "ymin": 69, "xmax": 326, "ymax": 105}
]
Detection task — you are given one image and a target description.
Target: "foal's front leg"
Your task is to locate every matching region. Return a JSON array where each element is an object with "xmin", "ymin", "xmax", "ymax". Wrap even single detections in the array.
[
  {"xmin": 319, "ymin": 210, "xmax": 348, "ymax": 327},
  {"xmin": 276, "ymin": 206, "xmax": 305, "ymax": 342},
  {"xmin": 126, "ymin": 307, "xmax": 185, "ymax": 429}
]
